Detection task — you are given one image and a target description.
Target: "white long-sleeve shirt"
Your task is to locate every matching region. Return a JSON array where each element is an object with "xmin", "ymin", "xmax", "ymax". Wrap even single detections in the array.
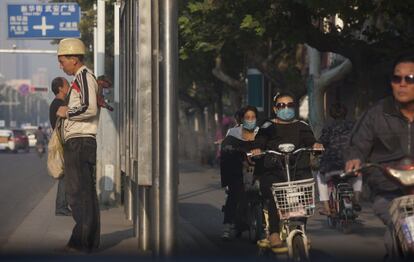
[{"xmin": 63, "ymin": 65, "xmax": 100, "ymax": 141}]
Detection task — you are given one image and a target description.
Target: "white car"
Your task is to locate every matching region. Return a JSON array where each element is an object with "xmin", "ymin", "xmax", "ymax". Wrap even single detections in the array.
[{"xmin": 0, "ymin": 129, "xmax": 16, "ymax": 152}]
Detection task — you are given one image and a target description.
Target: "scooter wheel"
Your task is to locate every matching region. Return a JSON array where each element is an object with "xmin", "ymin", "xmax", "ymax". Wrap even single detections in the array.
[
  {"xmin": 340, "ymin": 220, "xmax": 352, "ymax": 234},
  {"xmin": 290, "ymin": 234, "xmax": 309, "ymax": 261}
]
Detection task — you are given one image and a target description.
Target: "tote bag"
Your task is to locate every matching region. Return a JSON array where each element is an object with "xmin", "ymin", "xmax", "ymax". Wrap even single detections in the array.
[{"xmin": 47, "ymin": 119, "xmax": 64, "ymax": 179}]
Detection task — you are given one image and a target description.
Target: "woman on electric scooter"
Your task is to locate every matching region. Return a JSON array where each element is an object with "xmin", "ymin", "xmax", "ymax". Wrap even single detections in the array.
[
  {"xmin": 251, "ymin": 92, "xmax": 322, "ymax": 248},
  {"xmin": 316, "ymin": 103, "xmax": 362, "ymax": 215},
  {"xmin": 220, "ymin": 105, "xmax": 260, "ymax": 240}
]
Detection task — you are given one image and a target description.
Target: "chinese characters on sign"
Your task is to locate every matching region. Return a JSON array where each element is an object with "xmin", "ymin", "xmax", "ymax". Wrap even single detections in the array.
[{"xmin": 8, "ymin": 3, "xmax": 81, "ymax": 39}]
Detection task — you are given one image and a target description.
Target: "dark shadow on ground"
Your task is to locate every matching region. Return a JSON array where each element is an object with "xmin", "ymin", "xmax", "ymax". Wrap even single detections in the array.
[
  {"xmin": 178, "ymin": 184, "xmax": 221, "ymax": 201},
  {"xmin": 179, "ymin": 161, "xmax": 216, "ymax": 173},
  {"xmin": 99, "ymin": 228, "xmax": 134, "ymax": 251}
]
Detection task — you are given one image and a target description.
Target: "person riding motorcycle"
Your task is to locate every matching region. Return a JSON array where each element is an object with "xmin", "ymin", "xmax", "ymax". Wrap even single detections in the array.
[
  {"xmin": 34, "ymin": 126, "xmax": 47, "ymax": 152},
  {"xmin": 251, "ymin": 92, "xmax": 322, "ymax": 248},
  {"xmin": 220, "ymin": 105, "xmax": 259, "ymax": 240},
  {"xmin": 317, "ymin": 103, "xmax": 362, "ymax": 215},
  {"xmin": 345, "ymin": 52, "xmax": 414, "ymax": 260}
]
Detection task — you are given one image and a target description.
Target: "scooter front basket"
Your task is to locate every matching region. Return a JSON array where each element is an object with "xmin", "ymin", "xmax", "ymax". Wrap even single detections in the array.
[
  {"xmin": 271, "ymin": 178, "xmax": 315, "ymax": 220},
  {"xmin": 390, "ymin": 195, "xmax": 414, "ymax": 254}
]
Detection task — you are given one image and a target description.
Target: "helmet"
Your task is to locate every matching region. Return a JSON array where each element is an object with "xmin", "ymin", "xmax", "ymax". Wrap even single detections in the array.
[{"xmin": 57, "ymin": 38, "xmax": 86, "ymax": 56}]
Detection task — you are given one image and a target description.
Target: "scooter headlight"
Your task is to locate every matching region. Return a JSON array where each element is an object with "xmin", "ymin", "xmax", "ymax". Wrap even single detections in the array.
[{"xmin": 278, "ymin": 143, "xmax": 295, "ymax": 153}]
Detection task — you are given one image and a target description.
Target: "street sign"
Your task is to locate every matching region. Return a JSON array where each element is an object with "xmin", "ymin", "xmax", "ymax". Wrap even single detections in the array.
[
  {"xmin": 32, "ymin": 86, "xmax": 48, "ymax": 92},
  {"xmin": 7, "ymin": 3, "xmax": 81, "ymax": 39},
  {"xmin": 18, "ymin": 84, "xmax": 30, "ymax": 96}
]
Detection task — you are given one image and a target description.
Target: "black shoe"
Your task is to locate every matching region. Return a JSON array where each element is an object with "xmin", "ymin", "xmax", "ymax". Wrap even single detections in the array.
[{"xmin": 56, "ymin": 209, "xmax": 72, "ymax": 216}]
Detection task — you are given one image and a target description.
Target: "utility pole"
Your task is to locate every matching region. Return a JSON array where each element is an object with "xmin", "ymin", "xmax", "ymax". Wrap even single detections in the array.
[
  {"xmin": 159, "ymin": 0, "xmax": 179, "ymax": 256},
  {"xmin": 8, "ymin": 88, "xmax": 13, "ymax": 127},
  {"xmin": 96, "ymin": 0, "xmax": 119, "ymax": 206},
  {"xmin": 93, "ymin": 3, "xmax": 98, "ymax": 76}
]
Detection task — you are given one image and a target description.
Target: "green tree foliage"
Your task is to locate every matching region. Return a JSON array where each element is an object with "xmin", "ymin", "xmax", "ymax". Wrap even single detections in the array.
[{"xmin": 179, "ymin": 0, "xmax": 414, "ymax": 113}]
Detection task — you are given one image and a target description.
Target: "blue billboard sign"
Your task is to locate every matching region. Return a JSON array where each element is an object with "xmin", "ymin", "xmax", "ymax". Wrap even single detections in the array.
[
  {"xmin": 247, "ymin": 68, "xmax": 264, "ymax": 111},
  {"xmin": 7, "ymin": 3, "xmax": 81, "ymax": 39}
]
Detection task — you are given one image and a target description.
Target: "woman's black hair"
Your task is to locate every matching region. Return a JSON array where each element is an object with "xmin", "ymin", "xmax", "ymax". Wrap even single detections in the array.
[
  {"xmin": 273, "ymin": 91, "xmax": 296, "ymax": 104},
  {"xmin": 241, "ymin": 105, "xmax": 258, "ymax": 118},
  {"xmin": 234, "ymin": 108, "xmax": 244, "ymax": 125}
]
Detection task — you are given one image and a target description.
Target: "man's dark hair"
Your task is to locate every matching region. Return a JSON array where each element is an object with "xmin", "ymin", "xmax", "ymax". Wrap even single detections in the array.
[
  {"xmin": 392, "ymin": 52, "xmax": 414, "ymax": 72},
  {"xmin": 329, "ymin": 103, "xmax": 348, "ymax": 119},
  {"xmin": 51, "ymin": 77, "xmax": 64, "ymax": 95}
]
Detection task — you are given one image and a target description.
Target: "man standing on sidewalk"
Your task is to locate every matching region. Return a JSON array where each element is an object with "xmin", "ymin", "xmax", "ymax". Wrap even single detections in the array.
[
  {"xmin": 55, "ymin": 38, "xmax": 101, "ymax": 253},
  {"xmin": 49, "ymin": 77, "xmax": 71, "ymax": 216}
]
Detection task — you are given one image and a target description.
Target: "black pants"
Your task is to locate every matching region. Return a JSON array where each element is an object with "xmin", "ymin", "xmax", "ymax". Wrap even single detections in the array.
[
  {"xmin": 63, "ymin": 137, "xmax": 100, "ymax": 252},
  {"xmin": 372, "ymin": 191, "xmax": 403, "ymax": 260},
  {"xmin": 56, "ymin": 177, "xmax": 69, "ymax": 212},
  {"xmin": 260, "ymin": 174, "xmax": 280, "ymax": 234},
  {"xmin": 223, "ymin": 179, "xmax": 244, "ymax": 224}
]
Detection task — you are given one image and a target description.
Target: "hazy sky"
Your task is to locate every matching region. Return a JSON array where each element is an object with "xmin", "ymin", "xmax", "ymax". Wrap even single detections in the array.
[{"xmin": 0, "ymin": 0, "xmax": 69, "ymax": 100}]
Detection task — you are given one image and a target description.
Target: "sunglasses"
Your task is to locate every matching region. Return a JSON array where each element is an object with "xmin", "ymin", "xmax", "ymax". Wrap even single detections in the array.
[
  {"xmin": 391, "ymin": 74, "xmax": 414, "ymax": 84},
  {"xmin": 275, "ymin": 102, "xmax": 295, "ymax": 109}
]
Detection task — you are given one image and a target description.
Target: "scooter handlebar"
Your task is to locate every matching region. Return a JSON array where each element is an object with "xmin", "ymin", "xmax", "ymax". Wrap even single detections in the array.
[{"xmin": 246, "ymin": 147, "xmax": 324, "ymax": 158}]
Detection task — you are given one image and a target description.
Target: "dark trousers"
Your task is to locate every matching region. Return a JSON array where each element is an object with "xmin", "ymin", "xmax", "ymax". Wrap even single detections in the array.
[
  {"xmin": 372, "ymin": 191, "xmax": 403, "ymax": 260},
  {"xmin": 63, "ymin": 137, "xmax": 100, "ymax": 252},
  {"xmin": 260, "ymin": 174, "xmax": 280, "ymax": 234},
  {"xmin": 223, "ymin": 179, "xmax": 244, "ymax": 224},
  {"xmin": 56, "ymin": 177, "xmax": 69, "ymax": 212}
]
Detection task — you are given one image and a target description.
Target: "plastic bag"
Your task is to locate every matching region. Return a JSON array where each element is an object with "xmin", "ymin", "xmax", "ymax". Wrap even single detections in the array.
[{"xmin": 47, "ymin": 120, "xmax": 64, "ymax": 179}]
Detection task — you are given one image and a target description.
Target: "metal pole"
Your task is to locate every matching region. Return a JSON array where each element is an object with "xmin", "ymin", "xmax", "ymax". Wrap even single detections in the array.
[
  {"xmin": 8, "ymin": 88, "xmax": 12, "ymax": 127},
  {"xmin": 114, "ymin": 1, "xmax": 120, "ymax": 104},
  {"xmin": 136, "ymin": 0, "xmax": 153, "ymax": 251},
  {"xmin": 123, "ymin": 0, "xmax": 133, "ymax": 222},
  {"xmin": 138, "ymin": 186, "xmax": 150, "ymax": 250},
  {"xmin": 126, "ymin": 172, "xmax": 133, "ymax": 221},
  {"xmin": 93, "ymin": 3, "xmax": 98, "ymax": 76},
  {"xmin": 114, "ymin": 0, "xmax": 121, "ymax": 204},
  {"xmin": 151, "ymin": 0, "xmax": 160, "ymax": 255},
  {"xmin": 97, "ymin": 0, "xmax": 105, "ymax": 76},
  {"xmin": 159, "ymin": 0, "xmax": 178, "ymax": 256},
  {"xmin": 37, "ymin": 99, "xmax": 40, "ymax": 126}
]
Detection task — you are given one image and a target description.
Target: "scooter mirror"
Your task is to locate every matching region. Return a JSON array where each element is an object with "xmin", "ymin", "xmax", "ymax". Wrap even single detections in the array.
[{"xmin": 278, "ymin": 143, "xmax": 295, "ymax": 153}]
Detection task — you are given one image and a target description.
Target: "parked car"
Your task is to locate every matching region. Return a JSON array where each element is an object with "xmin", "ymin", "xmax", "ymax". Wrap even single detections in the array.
[
  {"xmin": 22, "ymin": 126, "xmax": 38, "ymax": 147},
  {"xmin": 12, "ymin": 129, "xmax": 30, "ymax": 152},
  {"xmin": 0, "ymin": 129, "xmax": 16, "ymax": 152}
]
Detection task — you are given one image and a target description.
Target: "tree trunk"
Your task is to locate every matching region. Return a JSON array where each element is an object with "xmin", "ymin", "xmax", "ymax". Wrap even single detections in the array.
[{"xmin": 307, "ymin": 46, "xmax": 352, "ymax": 139}]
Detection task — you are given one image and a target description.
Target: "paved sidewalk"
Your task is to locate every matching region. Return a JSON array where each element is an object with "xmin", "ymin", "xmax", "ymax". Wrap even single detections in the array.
[
  {"xmin": 0, "ymin": 161, "xmax": 219, "ymax": 258},
  {"xmin": 0, "ymin": 182, "xmax": 140, "ymax": 256}
]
